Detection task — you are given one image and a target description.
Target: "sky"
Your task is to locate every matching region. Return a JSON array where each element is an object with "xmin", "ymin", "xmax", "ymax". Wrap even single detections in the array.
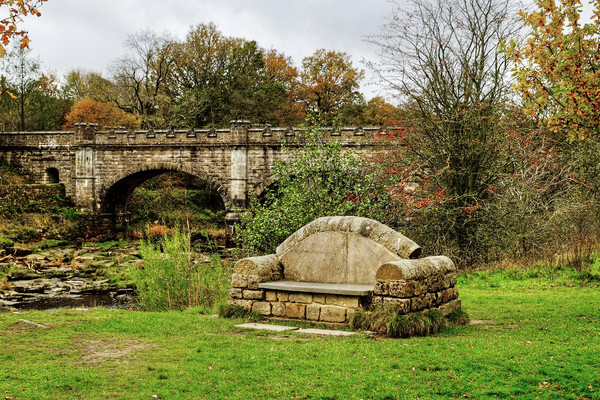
[{"xmin": 17, "ymin": 0, "xmax": 394, "ymax": 100}]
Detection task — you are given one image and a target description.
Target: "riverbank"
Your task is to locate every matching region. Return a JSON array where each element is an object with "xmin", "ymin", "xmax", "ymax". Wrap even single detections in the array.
[{"xmin": 0, "ymin": 241, "xmax": 140, "ymax": 310}]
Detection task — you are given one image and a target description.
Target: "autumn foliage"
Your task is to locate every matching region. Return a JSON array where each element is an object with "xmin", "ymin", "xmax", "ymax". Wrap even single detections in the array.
[
  {"xmin": 503, "ymin": 0, "xmax": 600, "ymax": 140},
  {"xmin": 0, "ymin": 0, "xmax": 47, "ymax": 57},
  {"xmin": 62, "ymin": 98, "xmax": 140, "ymax": 130}
]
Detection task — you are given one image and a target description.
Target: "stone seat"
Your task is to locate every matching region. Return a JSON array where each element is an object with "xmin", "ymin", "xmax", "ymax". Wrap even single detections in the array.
[
  {"xmin": 258, "ymin": 280, "xmax": 373, "ymax": 296},
  {"xmin": 228, "ymin": 216, "xmax": 462, "ymax": 326}
]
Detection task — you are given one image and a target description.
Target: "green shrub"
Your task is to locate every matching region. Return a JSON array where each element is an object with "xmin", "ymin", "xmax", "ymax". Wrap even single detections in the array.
[
  {"xmin": 235, "ymin": 117, "xmax": 396, "ymax": 255},
  {"xmin": 131, "ymin": 229, "xmax": 231, "ymax": 311},
  {"xmin": 351, "ymin": 305, "xmax": 466, "ymax": 338},
  {"xmin": 218, "ymin": 304, "xmax": 263, "ymax": 322},
  {"xmin": 447, "ymin": 308, "xmax": 470, "ymax": 326},
  {"xmin": 0, "ymin": 236, "xmax": 14, "ymax": 250}
]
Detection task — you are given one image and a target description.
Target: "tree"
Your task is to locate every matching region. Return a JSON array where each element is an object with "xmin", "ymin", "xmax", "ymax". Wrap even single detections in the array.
[
  {"xmin": 62, "ymin": 97, "xmax": 140, "ymax": 130},
  {"xmin": 111, "ymin": 30, "xmax": 176, "ymax": 128},
  {"xmin": 29, "ymin": 71, "xmax": 68, "ymax": 130},
  {"xmin": 61, "ymin": 69, "xmax": 116, "ymax": 103},
  {"xmin": 362, "ymin": 97, "xmax": 401, "ymax": 126},
  {"xmin": 166, "ymin": 23, "xmax": 293, "ymax": 128},
  {"xmin": 299, "ymin": 49, "xmax": 364, "ymax": 125},
  {"xmin": 0, "ymin": 0, "xmax": 47, "ymax": 57},
  {"xmin": 503, "ymin": 0, "xmax": 600, "ymax": 140},
  {"xmin": 1, "ymin": 45, "xmax": 40, "ymax": 130},
  {"xmin": 368, "ymin": 0, "xmax": 522, "ymax": 263},
  {"xmin": 263, "ymin": 49, "xmax": 305, "ymax": 125}
]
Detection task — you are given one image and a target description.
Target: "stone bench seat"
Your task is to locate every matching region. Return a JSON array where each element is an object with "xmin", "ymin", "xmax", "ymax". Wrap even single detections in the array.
[
  {"xmin": 228, "ymin": 216, "xmax": 462, "ymax": 326},
  {"xmin": 258, "ymin": 280, "xmax": 374, "ymax": 296}
]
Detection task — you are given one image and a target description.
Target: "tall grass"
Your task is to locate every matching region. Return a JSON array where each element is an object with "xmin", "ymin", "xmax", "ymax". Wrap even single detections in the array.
[{"xmin": 132, "ymin": 229, "xmax": 231, "ymax": 311}]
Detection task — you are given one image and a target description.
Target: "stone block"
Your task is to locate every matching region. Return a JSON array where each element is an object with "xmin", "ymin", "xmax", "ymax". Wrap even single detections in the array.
[
  {"xmin": 437, "ymin": 298, "xmax": 461, "ymax": 316},
  {"xmin": 272, "ymin": 302, "xmax": 286, "ymax": 317},
  {"xmin": 389, "ymin": 280, "xmax": 413, "ymax": 298},
  {"xmin": 289, "ymin": 292, "xmax": 313, "ymax": 304},
  {"xmin": 313, "ymin": 294, "xmax": 326, "ymax": 304},
  {"xmin": 374, "ymin": 281, "xmax": 389, "ymax": 296},
  {"xmin": 371, "ymin": 296, "xmax": 383, "ymax": 308},
  {"xmin": 265, "ymin": 290, "xmax": 278, "ymax": 302},
  {"xmin": 230, "ymin": 273, "xmax": 248, "ymax": 288},
  {"xmin": 252, "ymin": 301, "xmax": 272, "ymax": 315},
  {"xmin": 247, "ymin": 275, "xmax": 260, "ymax": 290},
  {"xmin": 320, "ymin": 305, "xmax": 347, "ymax": 323},
  {"xmin": 229, "ymin": 299, "xmax": 253, "ymax": 310},
  {"xmin": 425, "ymin": 275, "xmax": 443, "ymax": 292},
  {"xmin": 413, "ymin": 280, "xmax": 426, "ymax": 296},
  {"xmin": 277, "ymin": 292, "xmax": 289, "ymax": 302},
  {"xmin": 382, "ymin": 297, "xmax": 411, "ymax": 314},
  {"xmin": 444, "ymin": 272, "xmax": 458, "ymax": 289},
  {"xmin": 439, "ymin": 287, "xmax": 459, "ymax": 303},
  {"xmin": 306, "ymin": 304, "xmax": 321, "ymax": 321},
  {"xmin": 242, "ymin": 290, "xmax": 264, "ymax": 300},
  {"xmin": 325, "ymin": 294, "xmax": 359, "ymax": 308},
  {"xmin": 285, "ymin": 303, "xmax": 306, "ymax": 319},
  {"xmin": 229, "ymin": 288, "xmax": 243, "ymax": 299},
  {"xmin": 411, "ymin": 292, "xmax": 435, "ymax": 312}
]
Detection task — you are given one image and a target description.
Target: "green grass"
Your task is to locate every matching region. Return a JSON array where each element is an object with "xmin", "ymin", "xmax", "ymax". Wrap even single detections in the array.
[{"xmin": 0, "ymin": 273, "xmax": 599, "ymax": 399}]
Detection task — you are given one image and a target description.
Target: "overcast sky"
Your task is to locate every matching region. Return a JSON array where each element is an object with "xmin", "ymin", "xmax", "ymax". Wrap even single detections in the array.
[{"xmin": 19, "ymin": 0, "xmax": 394, "ymax": 100}]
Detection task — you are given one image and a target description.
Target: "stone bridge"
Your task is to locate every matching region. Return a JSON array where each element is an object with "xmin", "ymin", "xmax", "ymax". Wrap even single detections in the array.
[{"xmin": 0, "ymin": 121, "xmax": 383, "ymax": 230}]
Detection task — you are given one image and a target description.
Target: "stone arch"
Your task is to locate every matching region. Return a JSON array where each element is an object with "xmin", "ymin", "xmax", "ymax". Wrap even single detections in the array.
[
  {"xmin": 44, "ymin": 167, "xmax": 60, "ymax": 184},
  {"xmin": 98, "ymin": 162, "xmax": 232, "ymax": 217},
  {"xmin": 251, "ymin": 175, "xmax": 275, "ymax": 198}
]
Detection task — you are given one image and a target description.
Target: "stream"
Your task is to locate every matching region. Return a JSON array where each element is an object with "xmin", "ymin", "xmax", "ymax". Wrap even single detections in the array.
[{"xmin": 0, "ymin": 243, "xmax": 139, "ymax": 311}]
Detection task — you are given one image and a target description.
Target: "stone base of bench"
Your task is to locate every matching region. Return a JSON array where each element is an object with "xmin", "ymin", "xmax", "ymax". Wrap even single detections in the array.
[
  {"xmin": 229, "ymin": 275, "xmax": 463, "ymax": 325},
  {"xmin": 229, "ymin": 283, "xmax": 370, "ymax": 324}
]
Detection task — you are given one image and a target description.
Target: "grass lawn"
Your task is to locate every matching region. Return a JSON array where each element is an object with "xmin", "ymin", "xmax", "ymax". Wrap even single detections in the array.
[{"xmin": 0, "ymin": 271, "xmax": 599, "ymax": 399}]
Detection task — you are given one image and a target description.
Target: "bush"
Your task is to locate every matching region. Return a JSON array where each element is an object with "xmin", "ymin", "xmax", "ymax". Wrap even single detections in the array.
[
  {"xmin": 132, "ymin": 229, "xmax": 231, "ymax": 311},
  {"xmin": 235, "ymin": 117, "xmax": 395, "ymax": 255},
  {"xmin": 0, "ymin": 236, "xmax": 14, "ymax": 250},
  {"xmin": 350, "ymin": 305, "xmax": 466, "ymax": 338},
  {"xmin": 218, "ymin": 304, "xmax": 263, "ymax": 322}
]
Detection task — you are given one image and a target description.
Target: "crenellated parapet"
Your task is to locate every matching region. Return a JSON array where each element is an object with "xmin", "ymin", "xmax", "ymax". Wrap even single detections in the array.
[
  {"xmin": 0, "ymin": 121, "xmax": 392, "ymax": 148},
  {"xmin": 91, "ymin": 122, "xmax": 385, "ymax": 147}
]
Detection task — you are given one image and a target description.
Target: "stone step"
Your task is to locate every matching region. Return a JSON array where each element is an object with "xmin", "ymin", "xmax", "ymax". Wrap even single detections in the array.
[{"xmin": 235, "ymin": 323, "xmax": 357, "ymax": 336}]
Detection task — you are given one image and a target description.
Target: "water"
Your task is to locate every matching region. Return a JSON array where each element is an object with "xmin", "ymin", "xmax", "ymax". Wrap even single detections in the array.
[{"xmin": 13, "ymin": 294, "xmax": 117, "ymax": 310}]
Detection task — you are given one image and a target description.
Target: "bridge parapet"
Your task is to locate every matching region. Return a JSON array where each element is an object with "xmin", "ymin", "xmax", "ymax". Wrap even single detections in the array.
[
  {"xmin": 90, "ymin": 122, "xmax": 386, "ymax": 146},
  {"xmin": 0, "ymin": 123, "xmax": 390, "ymax": 147},
  {"xmin": 0, "ymin": 131, "xmax": 74, "ymax": 147}
]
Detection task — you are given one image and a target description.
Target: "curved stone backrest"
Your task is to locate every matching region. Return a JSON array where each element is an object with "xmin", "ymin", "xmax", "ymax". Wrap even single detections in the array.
[{"xmin": 275, "ymin": 216, "xmax": 422, "ymax": 285}]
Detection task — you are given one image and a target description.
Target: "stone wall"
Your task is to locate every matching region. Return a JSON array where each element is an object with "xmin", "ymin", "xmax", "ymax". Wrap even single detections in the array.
[
  {"xmin": 372, "ymin": 259, "xmax": 461, "ymax": 316},
  {"xmin": 230, "ymin": 289, "xmax": 372, "ymax": 325}
]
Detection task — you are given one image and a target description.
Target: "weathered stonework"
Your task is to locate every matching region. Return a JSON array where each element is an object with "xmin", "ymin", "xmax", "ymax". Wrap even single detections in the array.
[
  {"xmin": 228, "ymin": 216, "xmax": 463, "ymax": 327},
  {"xmin": 0, "ymin": 123, "xmax": 381, "ymax": 233}
]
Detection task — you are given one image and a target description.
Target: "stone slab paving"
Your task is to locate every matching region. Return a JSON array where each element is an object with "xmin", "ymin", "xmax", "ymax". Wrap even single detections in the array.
[
  {"xmin": 235, "ymin": 323, "xmax": 357, "ymax": 336},
  {"xmin": 296, "ymin": 328, "xmax": 356, "ymax": 336},
  {"xmin": 235, "ymin": 323, "xmax": 299, "ymax": 332}
]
